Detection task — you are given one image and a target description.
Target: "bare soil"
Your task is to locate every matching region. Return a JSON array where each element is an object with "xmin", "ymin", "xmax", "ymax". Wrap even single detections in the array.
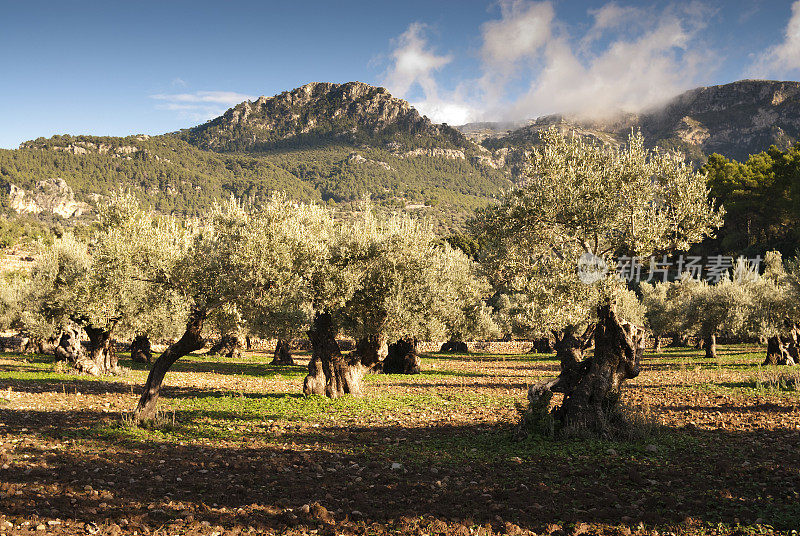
[{"xmin": 0, "ymin": 345, "xmax": 798, "ymax": 536}]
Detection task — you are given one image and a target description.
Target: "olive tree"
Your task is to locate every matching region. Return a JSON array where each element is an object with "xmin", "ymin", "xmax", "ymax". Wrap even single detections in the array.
[
  {"xmin": 303, "ymin": 209, "xmax": 496, "ymax": 397},
  {"xmin": 476, "ymin": 127, "xmax": 723, "ymax": 434},
  {"xmin": 749, "ymin": 252, "xmax": 800, "ymax": 365},
  {"xmin": 641, "ymin": 275, "xmax": 702, "ymax": 349},
  {"xmin": 21, "ymin": 193, "xmax": 188, "ymax": 375},
  {"xmin": 0, "ymin": 271, "xmax": 27, "ymax": 333},
  {"xmin": 683, "ymin": 265, "xmax": 756, "ymax": 360},
  {"xmin": 135, "ymin": 194, "xmax": 333, "ymax": 421}
]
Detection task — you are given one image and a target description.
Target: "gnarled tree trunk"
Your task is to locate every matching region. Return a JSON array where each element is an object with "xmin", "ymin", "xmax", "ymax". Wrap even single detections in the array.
[
  {"xmin": 786, "ymin": 323, "xmax": 800, "ymax": 364},
  {"xmin": 524, "ymin": 305, "xmax": 644, "ymax": 436},
  {"xmin": 383, "ymin": 337, "xmax": 421, "ymax": 374},
  {"xmin": 208, "ymin": 334, "xmax": 243, "ymax": 359},
  {"xmin": 134, "ymin": 309, "xmax": 207, "ymax": 423},
  {"xmin": 271, "ymin": 338, "xmax": 295, "ymax": 366},
  {"xmin": 763, "ymin": 334, "xmax": 797, "ymax": 366},
  {"xmin": 355, "ymin": 334, "xmax": 388, "ymax": 372},
  {"xmin": 0, "ymin": 334, "xmax": 34, "ymax": 354},
  {"xmin": 32, "ymin": 334, "xmax": 59, "ymax": 355},
  {"xmin": 668, "ymin": 334, "xmax": 688, "ymax": 347},
  {"xmin": 553, "ymin": 305, "xmax": 643, "ymax": 432},
  {"xmin": 302, "ymin": 313, "xmax": 363, "ymax": 398},
  {"xmin": 77, "ymin": 326, "xmax": 118, "ymax": 376},
  {"xmin": 130, "ymin": 334, "xmax": 153, "ymax": 363},
  {"xmin": 440, "ymin": 339, "xmax": 469, "ymax": 353},
  {"xmin": 54, "ymin": 326, "xmax": 84, "ymax": 363},
  {"xmin": 527, "ymin": 336, "xmax": 554, "ymax": 354},
  {"xmin": 550, "ymin": 324, "xmax": 595, "ymax": 391},
  {"xmin": 704, "ymin": 334, "xmax": 717, "ymax": 360}
]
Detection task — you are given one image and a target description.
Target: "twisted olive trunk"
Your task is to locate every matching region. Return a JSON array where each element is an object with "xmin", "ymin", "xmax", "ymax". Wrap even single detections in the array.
[
  {"xmin": 524, "ymin": 306, "xmax": 643, "ymax": 436},
  {"xmin": 78, "ymin": 325, "xmax": 118, "ymax": 376},
  {"xmin": 383, "ymin": 337, "xmax": 420, "ymax": 374},
  {"xmin": 134, "ymin": 309, "xmax": 207, "ymax": 422},
  {"xmin": 763, "ymin": 334, "xmax": 798, "ymax": 366},
  {"xmin": 54, "ymin": 326, "xmax": 84, "ymax": 363},
  {"xmin": 653, "ymin": 335, "xmax": 661, "ymax": 352},
  {"xmin": 302, "ymin": 313, "xmax": 363, "ymax": 398},
  {"xmin": 356, "ymin": 333, "xmax": 388, "ymax": 372},
  {"xmin": 208, "ymin": 334, "xmax": 243, "ymax": 359},
  {"xmin": 271, "ymin": 339, "xmax": 295, "ymax": 366},
  {"xmin": 130, "ymin": 334, "xmax": 153, "ymax": 364},
  {"xmin": 550, "ymin": 324, "xmax": 595, "ymax": 394},
  {"xmin": 552, "ymin": 306, "xmax": 643, "ymax": 432}
]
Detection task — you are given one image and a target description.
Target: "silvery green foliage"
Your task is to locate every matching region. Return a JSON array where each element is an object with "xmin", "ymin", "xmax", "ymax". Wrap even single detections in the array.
[
  {"xmin": 474, "ymin": 127, "xmax": 722, "ymax": 334},
  {"xmin": 641, "ymin": 274, "xmax": 700, "ymax": 340},
  {"xmin": 640, "ymin": 281, "xmax": 672, "ymax": 340},
  {"xmin": 22, "ymin": 232, "xmax": 93, "ymax": 340},
  {"xmin": 747, "ymin": 251, "xmax": 799, "ymax": 338},
  {"xmin": 0, "ymin": 271, "xmax": 30, "ymax": 332},
  {"xmin": 614, "ymin": 287, "xmax": 646, "ymax": 327},
  {"xmin": 334, "ymin": 208, "xmax": 497, "ymax": 342},
  {"xmin": 92, "ymin": 192, "xmax": 190, "ymax": 341},
  {"xmin": 684, "ymin": 277, "xmax": 753, "ymax": 340},
  {"xmin": 199, "ymin": 194, "xmax": 336, "ymax": 340},
  {"xmin": 168, "ymin": 196, "xmax": 494, "ymax": 344},
  {"xmin": 641, "ymin": 254, "xmax": 799, "ymax": 342},
  {"xmin": 21, "ymin": 192, "xmax": 190, "ymax": 342},
  {"xmin": 656, "ymin": 258, "xmax": 769, "ymax": 341}
]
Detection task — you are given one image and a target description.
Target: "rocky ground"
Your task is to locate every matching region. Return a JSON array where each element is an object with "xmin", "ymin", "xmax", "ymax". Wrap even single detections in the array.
[{"xmin": 0, "ymin": 346, "xmax": 798, "ymax": 536}]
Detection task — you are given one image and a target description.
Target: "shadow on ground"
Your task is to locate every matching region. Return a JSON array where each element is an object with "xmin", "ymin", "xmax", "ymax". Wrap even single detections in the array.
[{"xmin": 1, "ymin": 402, "xmax": 799, "ymax": 534}]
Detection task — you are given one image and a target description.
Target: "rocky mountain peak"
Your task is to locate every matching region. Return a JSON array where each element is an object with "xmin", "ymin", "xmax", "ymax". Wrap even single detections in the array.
[{"xmin": 182, "ymin": 81, "xmax": 467, "ymax": 152}]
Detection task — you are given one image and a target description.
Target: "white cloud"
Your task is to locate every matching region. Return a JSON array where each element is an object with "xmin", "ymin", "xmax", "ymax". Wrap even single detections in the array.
[
  {"xmin": 383, "ymin": 23, "xmax": 452, "ymax": 99},
  {"xmin": 478, "ymin": 0, "xmax": 555, "ymax": 108},
  {"xmin": 411, "ymin": 100, "xmax": 475, "ymax": 126},
  {"xmin": 581, "ymin": 3, "xmax": 645, "ymax": 47},
  {"xmin": 150, "ymin": 90, "xmax": 255, "ymax": 122},
  {"xmin": 480, "ymin": 1, "xmax": 554, "ymax": 68},
  {"xmin": 382, "ymin": 23, "xmax": 479, "ymax": 125},
  {"xmin": 749, "ymin": 0, "xmax": 800, "ymax": 77},
  {"xmin": 513, "ymin": 9, "xmax": 709, "ymax": 119},
  {"xmin": 382, "ymin": 1, "xmax": 717, "ymax": 124}
]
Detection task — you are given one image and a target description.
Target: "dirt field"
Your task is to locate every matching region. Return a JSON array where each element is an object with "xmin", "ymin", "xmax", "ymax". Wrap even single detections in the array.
[{"xmin": 0, "ymin": 346, "xmax": 798, "ymax": 536}]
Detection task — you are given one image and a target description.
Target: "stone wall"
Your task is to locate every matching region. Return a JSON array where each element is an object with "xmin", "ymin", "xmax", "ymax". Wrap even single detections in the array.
[{"xmin": 416, "ymin": 341, "xmax": 536, "ymax": 354}]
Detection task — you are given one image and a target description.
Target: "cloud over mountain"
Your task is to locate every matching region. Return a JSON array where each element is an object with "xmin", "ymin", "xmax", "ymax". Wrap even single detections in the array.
[{"xmin": 384, "ymin": 0, "xmax": 717, "ymax": 123}]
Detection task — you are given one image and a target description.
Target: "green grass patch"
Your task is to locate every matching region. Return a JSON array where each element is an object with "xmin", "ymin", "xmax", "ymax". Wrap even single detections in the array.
[{"xmin": 96, "ymin": 390, "xmax": 517, "ymax": 445}]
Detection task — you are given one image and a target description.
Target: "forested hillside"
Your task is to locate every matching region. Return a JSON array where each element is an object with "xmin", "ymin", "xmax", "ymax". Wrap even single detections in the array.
[
  {"xmin": 4, "ymin": 79, "xmax": 800, "ymax": 249},
  {"xmin": 1, "ymin": 131, "xmax": 510, "ymax": 232}
]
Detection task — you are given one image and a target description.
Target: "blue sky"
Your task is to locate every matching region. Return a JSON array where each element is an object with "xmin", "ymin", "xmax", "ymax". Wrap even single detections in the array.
[{"xmin": 1, "ymin": 0, "xmax": 799, "ymax": 149}]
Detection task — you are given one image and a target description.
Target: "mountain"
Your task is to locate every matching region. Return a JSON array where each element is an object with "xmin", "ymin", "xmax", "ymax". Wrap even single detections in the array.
[
  {"xmin": 1, "ymin": 82, "xmax": 513, "ymax": 233},
  {"xmin": 639, "ymin": 79, "xmax": 800, "ymax": 161},
  {"xmin": 3, "ymin": 79, "xmax": 800, "ymax": 244},
  {"xmin": 472, "ymin": 80, "xmax": 800, "ymax": 163},
  {"xmin": 181, "ymin": 81, "xmax": 470, "ymax": 152},
  {"xmin": 449, "ymin": 121, "xmax": 522, "ymax": 143}
]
